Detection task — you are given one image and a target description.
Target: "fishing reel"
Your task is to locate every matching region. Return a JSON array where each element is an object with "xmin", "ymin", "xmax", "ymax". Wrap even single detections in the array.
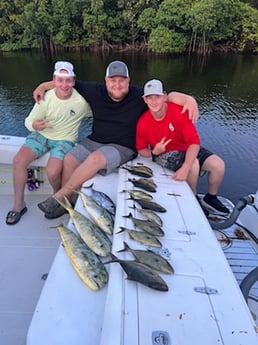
[{"xmin": 26, "ymin": 167, "xmax": 43, "ymax": 191}]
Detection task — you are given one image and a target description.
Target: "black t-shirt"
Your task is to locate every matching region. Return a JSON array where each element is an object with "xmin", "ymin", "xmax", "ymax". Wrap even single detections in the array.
[{"xmin": 75, "ymin": 80, "xmax": 147, "ymax": 151}]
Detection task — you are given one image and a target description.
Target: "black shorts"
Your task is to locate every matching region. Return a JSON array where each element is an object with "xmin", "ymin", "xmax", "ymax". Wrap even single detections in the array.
[{"xmin": 155, "ymin": 146, "xmax": 214, "ymax": 173}]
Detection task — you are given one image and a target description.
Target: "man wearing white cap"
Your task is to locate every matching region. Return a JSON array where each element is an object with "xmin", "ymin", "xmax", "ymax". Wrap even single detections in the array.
[
  {"xmin": 6, "ymin": 61, "xmax": 92, "ymax": 225},
  {"xmin": 136, "ymin": 79, "xmax": 229, "ymax": 216},
  {"xmin": 34, "ymin": 60, "xmax": 200, "ymax": 218}
]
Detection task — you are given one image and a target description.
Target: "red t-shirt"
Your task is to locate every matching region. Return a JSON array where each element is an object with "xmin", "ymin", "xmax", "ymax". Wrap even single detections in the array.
[{"xmin": 136, "ymin": 102, "xmax": 200, "ymax": 152}]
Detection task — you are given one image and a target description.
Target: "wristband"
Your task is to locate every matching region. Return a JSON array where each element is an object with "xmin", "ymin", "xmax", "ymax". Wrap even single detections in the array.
[{"xmin": 151, "ymin": 151, "xmax": 158, "ymax": 161}]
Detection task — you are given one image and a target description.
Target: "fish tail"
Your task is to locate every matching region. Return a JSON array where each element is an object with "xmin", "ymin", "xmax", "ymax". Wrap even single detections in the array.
[{"xmin": 82, "ymin": 182, "xmax": 94, "ymax": 190}]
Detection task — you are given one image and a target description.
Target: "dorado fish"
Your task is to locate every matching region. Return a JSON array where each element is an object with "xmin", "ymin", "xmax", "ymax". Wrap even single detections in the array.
[
  {"xmin": 52, "ymin": 224, "xmax": 108, "ymax": 290},
  {"xmin": 119, "ymin": 227, "xmax": 162, "ymax": 248},
  {"xmin": 106, "ymin": 254, "xmax": 168, "ymax": 291},
  {"xmin": 82, "ymin": 183, "xmax": 116, "ymax": 215},
  {"xmin": 127, "ymin": 178, "xmax": 157, "ymax": 192},
  {"xmin": 118, "ymin": 242, "xmax": 174, "ymax": 275},
  {"xmin": 121, "ymin": 164, "xmax": 153, "ymax": 178},
  {"xmin": 129, "ymin": 205, "xmax": 163, "ymax": 227},
  {"xmin": 77, "ymin": 190, "xmax": 114, "ymax": 235},
  {"xmin": 132, "ymin": 198, "xmax": 167, "ymax": 213},
  {"xmin": 123, "ymin": 213, "xmax": 164, "ymax": 237},
  {"xmin": 55, "ymin": 197, "xmax": 112, "ymax": 257},
  {"xmin": 120, "ymin": 189, "xmax": 153, "ymax": 200}
]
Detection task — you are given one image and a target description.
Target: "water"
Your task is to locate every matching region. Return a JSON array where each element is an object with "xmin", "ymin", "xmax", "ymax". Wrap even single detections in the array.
[{"xmin": 0, "ymin": 52, "xmax": 258, "ymax": 203}]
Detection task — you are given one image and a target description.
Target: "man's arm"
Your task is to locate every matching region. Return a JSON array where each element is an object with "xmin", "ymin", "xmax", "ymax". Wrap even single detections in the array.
[
  {"xmin": 33, "ymin": 81, "xmax": 55, "ymax": 103},
  {"xmin": 167, "ymin": 92, "xmax": 199, "ymax": 123}
]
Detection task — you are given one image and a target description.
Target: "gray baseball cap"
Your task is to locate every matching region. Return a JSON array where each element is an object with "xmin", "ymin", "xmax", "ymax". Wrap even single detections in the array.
[
  {"xmin": 105, "ymin": 61, "xmax": 129, "ymax": 78},
  {"xmin": 143, "ymin": 79, "xmax": 164, "ymax": 97}
]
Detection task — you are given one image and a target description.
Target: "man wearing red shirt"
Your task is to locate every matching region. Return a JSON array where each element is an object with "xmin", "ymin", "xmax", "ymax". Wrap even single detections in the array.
[{"xmin": 136, "ymin": 79, "xmax": 229, "ymax": 216}]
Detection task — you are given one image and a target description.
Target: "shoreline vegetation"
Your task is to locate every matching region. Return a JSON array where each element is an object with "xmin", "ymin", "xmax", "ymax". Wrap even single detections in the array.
[{"xmin": 0, "ymin": 0, "xmax": 258, "ymax": 55}]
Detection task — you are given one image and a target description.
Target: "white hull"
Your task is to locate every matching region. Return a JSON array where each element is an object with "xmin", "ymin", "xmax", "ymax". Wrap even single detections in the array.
[{"xmin": 1, "ymin": 135, "xmax": 257, "ymax": 345}]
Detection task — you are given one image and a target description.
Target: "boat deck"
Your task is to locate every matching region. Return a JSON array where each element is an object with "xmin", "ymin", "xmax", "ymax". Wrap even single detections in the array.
[{"xmin": 0, "ymin": 193, "xmax": 68, "ymax": 345}]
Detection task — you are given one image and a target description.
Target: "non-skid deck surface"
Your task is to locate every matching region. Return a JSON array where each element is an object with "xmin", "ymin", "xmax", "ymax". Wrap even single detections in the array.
[{"xmin": 0, "ymin": 194, "xmax": 68, "ymax": 345}]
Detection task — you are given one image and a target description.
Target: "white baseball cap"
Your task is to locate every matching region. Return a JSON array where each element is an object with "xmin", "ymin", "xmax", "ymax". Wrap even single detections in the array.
[
  {"xmin": 143, "ymin": 79, "xmax": 164, "ymax": 97},
  {"xmin": 54, "ymin": 61, "xmax": 75, "ymax": 77}
]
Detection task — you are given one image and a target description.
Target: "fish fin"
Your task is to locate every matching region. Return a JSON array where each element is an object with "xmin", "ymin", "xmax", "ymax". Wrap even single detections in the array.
[{"xmin": 82, "ymin": 182, "xmax": 94, "ymax": 189}]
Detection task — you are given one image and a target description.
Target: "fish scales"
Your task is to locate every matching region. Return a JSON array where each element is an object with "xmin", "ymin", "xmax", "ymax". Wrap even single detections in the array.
[
  {"xmin": 121, "ymin": 189, "xmax": 153, "ymax": 200},
  {"xmin": 129, "ymin": 206, "xmax": 163, "ymax": 227},
  {"xmin": 124, "ymin": 213, "xmax": 164, "ymax": 237},
  {"xmin": 77, "ymin": 190, "xmax": 114, "ymax": 235},
  {"xmin": 83, "ymin": 183, "xmax": 116, "ymax": 215},
  {"xmin": 56, "ymin": 197, "xmax": 112, "ymax": 257},
  {"xmin": 122, "ymin": 164, "xmax": 153, "ymax": 178},
  {"xmin": 54, "ymin": 224, "xmax": 108, "ymax": 290},
  {"xmin": 133, "ymin": 198, "xmax": 167, "ymax": 213},
  {"xmin": 128, "ymin": 178, "xmax": 157, "ymax": 192},
  {"xmin": 119, "ymin": 227, "xmax": 162, "ymax": 248},
  {"xmin": 109, "ymin": 254, "xmax": 168, "ymax": 291},
  {"xmin": 121, "ymin": 242, "xmax": 174, "ymax": 274}
]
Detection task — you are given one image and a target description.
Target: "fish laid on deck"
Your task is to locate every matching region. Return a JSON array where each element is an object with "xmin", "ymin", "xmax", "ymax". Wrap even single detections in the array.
[
  {"xmin": 132, "ymin": 198, "xmax": 167, "ymax": 213},
  {"xmin": 119, "ymin": 227, "xmax": 162, "ymax": 248},
  {"xmin": 120, "ymin": 189, "xmax": 153, "ymax": 200},
  {"xmin": 121, "ymin": 164, "xmax": 153, "ymax": 178},
  {"xmin": 129, "ymin": 205, "xmax": 163, "ymax": 227},
  {"xmin": 52, "ymin": 224, "xmax": 108, "ymax": 291},
  {"xmin": 123, "ymin": 213, "xmax": 164, "ymax": 237},
  {"xmin": 77, "ymin": 190, "xmax": 114, "ymax": 235},
  {"xmin": 118, "ymin": 242, "xmax": 174, "ymax": 275},
  {"xmin": 55, "ymin": 197, "xmax": 112, "ymax": 257},
  {"xmin": 127, "ymin": 177, "xmax": 157, "ymax": 192},
  {"xmin": 82, "ymin": 183, "xmax": 116, "ymax": 215},
  {"xmin": 106, "ymin": 254, "xmax": 168, "ymax": 291}
]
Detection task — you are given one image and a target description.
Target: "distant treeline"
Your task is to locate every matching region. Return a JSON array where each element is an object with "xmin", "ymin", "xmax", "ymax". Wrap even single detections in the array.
[{"xmin": 0, "ymin": 0, "xmax": 258, "ymax": 55}]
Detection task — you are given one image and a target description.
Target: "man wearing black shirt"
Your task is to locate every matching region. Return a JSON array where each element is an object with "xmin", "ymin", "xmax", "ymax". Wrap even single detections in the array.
[{"xmin": 35, "ymin": 61, "xmax": 199, "ymax": 218}]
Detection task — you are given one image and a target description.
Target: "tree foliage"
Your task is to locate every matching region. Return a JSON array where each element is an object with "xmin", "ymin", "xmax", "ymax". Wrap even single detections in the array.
[{"xmin": 0, "ymin": 0, "xmax": 257, "ymax": 55}]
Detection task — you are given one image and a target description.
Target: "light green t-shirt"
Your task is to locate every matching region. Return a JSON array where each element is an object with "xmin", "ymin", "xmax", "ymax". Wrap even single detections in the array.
[{"xmin": 25, "ymin": 88, "xmax": 92, "ymax": 142}]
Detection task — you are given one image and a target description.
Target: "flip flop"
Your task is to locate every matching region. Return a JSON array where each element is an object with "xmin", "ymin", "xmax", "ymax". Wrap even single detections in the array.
[{"xmin": 6, "ymin": 207, "xmax": 28, "ymax": 225}]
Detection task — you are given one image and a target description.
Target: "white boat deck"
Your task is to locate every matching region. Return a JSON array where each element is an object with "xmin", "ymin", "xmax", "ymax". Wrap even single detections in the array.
[{"xmin": 0, "ymin": 135, "xmax": 257, "ymax": 345}]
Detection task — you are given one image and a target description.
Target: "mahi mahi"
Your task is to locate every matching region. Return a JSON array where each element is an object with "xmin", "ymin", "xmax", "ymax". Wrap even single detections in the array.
[
  {"xmin": 77, "ymin": 190, "xmax": 114, "ymax": 235},
  {"xmin": 52, "ymin": 224, "xmax": 108, "ymax": 290},
  {"xmin": 55, "ymin": 197, "xmax": 112, "ymax": 257}
]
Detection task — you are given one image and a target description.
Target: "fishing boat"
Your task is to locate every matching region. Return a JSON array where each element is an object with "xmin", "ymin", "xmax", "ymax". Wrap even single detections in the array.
[{"xmin": 0, "ymin": 134, "xmax": 257, "ymax": 345}]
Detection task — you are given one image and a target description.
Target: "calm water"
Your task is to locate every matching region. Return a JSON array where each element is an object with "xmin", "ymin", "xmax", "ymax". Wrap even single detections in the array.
[{"xmin": 0, "ymin": 52, "xmax": 258, "ymax": 203}]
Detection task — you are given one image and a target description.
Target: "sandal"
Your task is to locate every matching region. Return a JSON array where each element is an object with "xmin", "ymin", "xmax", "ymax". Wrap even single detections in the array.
[{"xmin": 6, "ymin": 207, "xmax": 28, "ymax": 225}]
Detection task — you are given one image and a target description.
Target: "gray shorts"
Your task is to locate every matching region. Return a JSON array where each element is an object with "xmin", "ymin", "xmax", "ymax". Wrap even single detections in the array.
[
  {"xmin": 155, "ymin": 146, "xmax": 213, "ymax": 173},
  {"xmin": 68, "ymin": 138, "xmax": 137, "ymax": 175}
]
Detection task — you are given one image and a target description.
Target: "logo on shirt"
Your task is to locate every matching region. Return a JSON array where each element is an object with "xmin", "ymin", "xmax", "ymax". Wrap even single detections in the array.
[
  {"xmin": 169, "ymin": 122, "xmax": 174, "ymax": 131},
  {"xmin": 70, "ymin": 109, "xmax": 76, "ymax": 116}
]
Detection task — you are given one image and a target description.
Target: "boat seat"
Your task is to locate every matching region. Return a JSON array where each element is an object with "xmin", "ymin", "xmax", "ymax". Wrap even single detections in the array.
[{"xmin": 0, "ymin": 135, "xmax": 49, "ymax": 166}]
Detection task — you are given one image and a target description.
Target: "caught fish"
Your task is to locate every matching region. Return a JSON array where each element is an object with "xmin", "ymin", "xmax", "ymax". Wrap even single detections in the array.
[
  {"xmin": 51, "ymin": 224, "xmax": 108, "ymax": 290},
  {"xmin": 127, "ymin": 178, "xmax": 157, "ymax": 192},
  {"xmin": 118, "ymin": 242, "xmax": 174, "ymax": 275},
  {"xmin": 119, "ymin": 227, "xmax": 162, "ymax": 248},
  {"xmin": 123, "ymin": 213, "xmax": 164, "ymax": 237},
  {"xmin": 132, "ymin": 198, "xmax": 167, "ymax": 213},
  {"xmin": 83, "ymin": 183, "xmax": 116, "ymax": 215},
  {"xmin": 77, "ymin": 190, "xmax": 114, "ymax": 235},
  {"xmin": 129, "ymin": 205, "xmax": 163, "ymax": 227},
  {"xmin": 121, "ymin": 164, "xmax": 153, "ymax": 178},
  {"xmin": 120, "ymin": 189, "xmax": 153, "ymax": 200},
  {"xmin": 105, "ymin": 254, "xmax": 168, "ymax": 291},
  {"xmin": 55, "ymin": 197, "xmax": 112, "ymax": 257}
]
